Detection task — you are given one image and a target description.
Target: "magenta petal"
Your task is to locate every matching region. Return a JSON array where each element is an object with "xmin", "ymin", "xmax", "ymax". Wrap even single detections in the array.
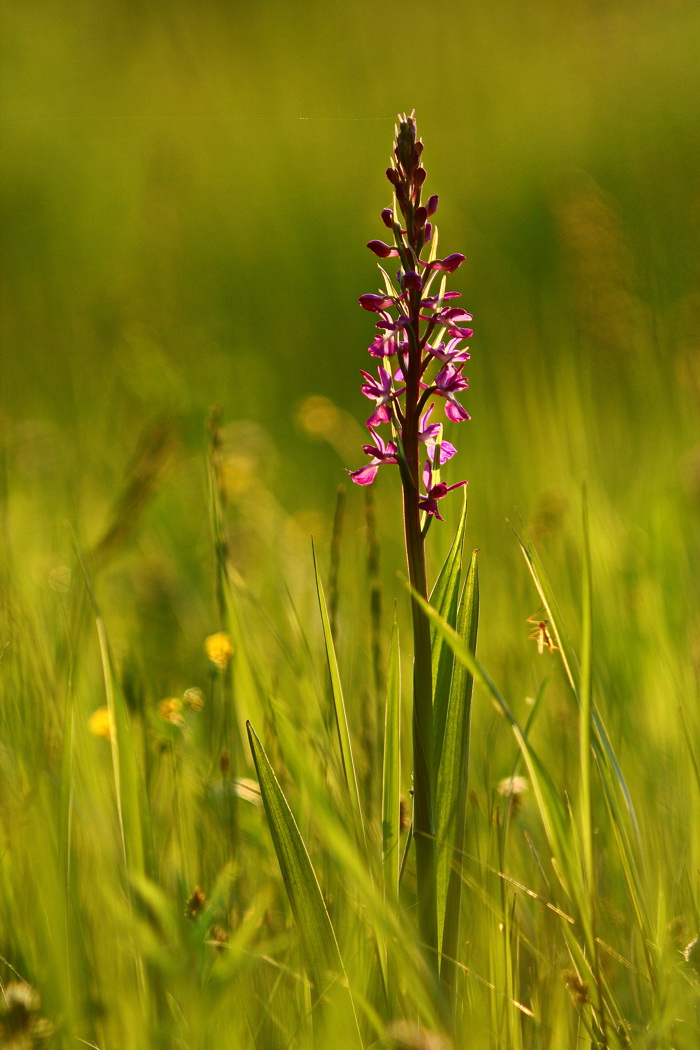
[
  {"xmin": 437, "ymin": 440, "xmax": 457, "ymax": 463},
  {"xmin": 349, "ymin": 464, "xmax": 379, "ymax": 485},
  {"xmin": 439, "ymin": 307, "xmax": 473, "ymax": 323},
  {"xmin": 426, "ymin": 253, "xmax": 466, "ymax": 273},
  {"xmin": 359, "ymin": 293, "xmax": 394, "ymax": 312},
  {"xmin": 444, "ymin": 400, "xmax": 470, "ymax": 423},
  {"xmin": 367, "ymin": 405, "xmax": 391, "ymax": 426},
  {"xmin": 367, "ymin": 240, "xmax": 399, "ymax": 258}
]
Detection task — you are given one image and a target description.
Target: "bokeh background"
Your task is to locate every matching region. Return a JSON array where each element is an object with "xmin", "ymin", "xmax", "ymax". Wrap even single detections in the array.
[{"xmin": 3, "ymin": 0, "xmax": 700, "ymax": 736}]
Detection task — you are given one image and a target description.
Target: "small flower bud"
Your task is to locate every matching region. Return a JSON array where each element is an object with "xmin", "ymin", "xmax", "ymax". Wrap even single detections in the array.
[
  {"xmin": 426, "ymin": 194, "xmax": 439, "ymax": 216},
  {"xmin": 401, "ymin": 270, "xmax": 423, "ymax": 291},
  {"xmin": 358, "ymin": 293, "xmax": 394, "ymax": 312},
  {"xmin": 413, "ymin": 167, "xmax": 427, "ymax": 188},
  {"xmin": 386, "ymin": 167, "xmax": 400, "ymax": 186},
  {"xmin": 395, "ymin": 183, "xmax": 407, "ymax": 204},
  {"xmin": 424, "ymin": 253, "xmax": 466, "ymax": 274},
  {"xmin": 367, "ymin": 239, "xmax": 398, "ymax": 258},
  {"xmin": 381, "ymin": 208, "xmax": 394, "ymax": 228},
  {"xmin": 424, "ymin": 222, "xmax": 433, "ymax": 242},
  {"xmin": 413, "ymin": 206, "xmax": 428, "ymax": 230}
]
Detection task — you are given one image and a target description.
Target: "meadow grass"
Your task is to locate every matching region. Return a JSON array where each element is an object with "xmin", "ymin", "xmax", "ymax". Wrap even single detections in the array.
[{"xmin": 3, "ymin": 2, "xmax": 700, "ymax": 1047}]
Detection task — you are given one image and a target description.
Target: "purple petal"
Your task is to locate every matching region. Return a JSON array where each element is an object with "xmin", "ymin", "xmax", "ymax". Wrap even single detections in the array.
[
  {"xmin": 401, "ymin": 270, "xmax": 423, "ymax": 291},
  {"xmin": 426, "ymin": 194, "xmax": 439, "ymax": 216},
  {"xmin": 359, "ymin": 293, "xmax": 394, "ymax": 312},
  {"xmin": 444, "ymin": 400, "xmax": 470, "ymax": 423},
  {"xmin": 433, "ymin": 439, "xmax": 457, "ymax": 464},
  {"xmin": 368, "ymin": 334, "xmax": 397, "ymax": 358},
  {"xmin": 367, "ymin": 240, "xmax": 399, "ymax": 259},
  {"xmin": 438, "ymin": 307, "xmax": 473, "ymax": 323},
  {"xmin": 367, "ymin": 405, "xmax": 391, "ymax": 426},
  {"xmin": 423, "ymin": 253, "xmax": 466, "ymax": 273},
  {"xmin": 381, "ymin": 208, "xmax": 394, "ymax": 229},
  {"xmin": 419, "ymin": 402, "xmax": 435, "ymax": 427},
  {"xmin": 349, "ymin": 464, "xmax": 379, "ymax": 485}
]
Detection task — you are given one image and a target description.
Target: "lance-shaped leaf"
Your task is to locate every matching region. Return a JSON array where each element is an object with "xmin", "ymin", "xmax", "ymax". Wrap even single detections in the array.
[
  {"xmin": 246, "ymin": 722, "xmax": 347, "ymax": 996},
  {"xmin": 436, "ymin": 551, "xmax": 479, "ymax": 981},
  {"xmin": 313, "ymin": 544, "xmax": 368, "ymax": 861},
  {"xmin": 382, "ymin": 618, "xmax": 402, "ymax": 903},
  {"xmin": 430, "ymin": 488, "xmax": 468, "ymax": 777},
  {"xmin": 409, "ymin": 589, "xmax": 591, "ymax": 933}
]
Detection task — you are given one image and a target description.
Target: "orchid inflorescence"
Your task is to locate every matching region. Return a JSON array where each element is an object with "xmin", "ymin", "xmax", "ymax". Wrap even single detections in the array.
[{"xmin": 350, "ymin": 111, "xmax": 472, "ymax": 525}]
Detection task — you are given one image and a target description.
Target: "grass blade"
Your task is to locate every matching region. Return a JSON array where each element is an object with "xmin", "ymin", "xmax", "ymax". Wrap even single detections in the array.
[
  {"xmin": 430, "ymin": 488, "xmax": 468, "ymax": 776},
  {"xmin": 246, "ymin": 722, "xmax": 362, "ymax": 1042},
  {"xmin": 313, "ymin": 542, "xmax": 368, "ymax": 861},
  {"xmin": 381, "ymin": 616, "xmax": 401, "ymax": 903},
  {"xmin": 579, "ymin": 490, "xmax": 594, "ymax": 895},
  {"xmin": 437, "ymin": 551, "xmax": 479, "ymax": 986},
  {"xmin": 409, "ymin": 587, "xmax": 590, "ymax": 929}
]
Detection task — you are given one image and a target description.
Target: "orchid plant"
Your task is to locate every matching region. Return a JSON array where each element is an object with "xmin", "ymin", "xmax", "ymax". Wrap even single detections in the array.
[{"xmin": 350, "ymin": 112, "xmax": 474, "ymax": 975}]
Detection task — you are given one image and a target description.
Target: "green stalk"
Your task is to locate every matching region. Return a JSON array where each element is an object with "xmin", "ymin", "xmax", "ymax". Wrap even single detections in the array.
[{"xmin": 401, "ymin": 284, "xmax": 438, "ymax": 975}]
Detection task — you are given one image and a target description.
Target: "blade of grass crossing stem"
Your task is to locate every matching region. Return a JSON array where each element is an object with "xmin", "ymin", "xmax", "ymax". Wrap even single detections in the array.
[
  {"xmin": 430, "ymin": 488, "xmax": 467, "ymax": 776},
  {"xmin": 312, "ymin": 543, "xmax": 368, "ymax": 862},
  {"xmin": 437, "ymin": 552, "xmax": 479, "ymax": 986},
  {"xmin": 410, "ymin": 590, "xmax": 592, "ymax": 928},
  {"xmin": 382, "ymin": 617, "xmax": 401, "ymax": 904},
  {"xmin": 246, "ymin": 722, "xmax": 362, "ymax": 1043}
]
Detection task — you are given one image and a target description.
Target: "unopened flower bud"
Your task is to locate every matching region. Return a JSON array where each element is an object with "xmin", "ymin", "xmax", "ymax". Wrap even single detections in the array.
[
  {"xmin": 424, "ymin": 223, "xmax": 433, "ymax": 242},
  {"xmin": 386, "ymin": 167, "xmax": 400, "ymax": 186},
  {"xmin": 358, "ymin": 293, "xmax": 394, "ymax": 312},
  {"xmin": 381, "ymin": 208, "xmax": 394, "ymax": 228},
  {"xmin": 424, "ymin": 253, "xmax": 466, "ymax": 274},
  {"xmin": 413, "ymin": 206, "xmax": 428, "ymax": 230},
  {"xmin": 401, "ymin": 270, "xmax": 423, "ymax": 291},
  {"xmin": 426, "ymin": 194, "xmax": 439, "ymax": 216},
  {"xmin": 413, "ymin": 167, "xmax": 427, "ymax": 188},
  {"xmin": 367, "ymin": 239, "xmax": 399, "ymax": 258}
]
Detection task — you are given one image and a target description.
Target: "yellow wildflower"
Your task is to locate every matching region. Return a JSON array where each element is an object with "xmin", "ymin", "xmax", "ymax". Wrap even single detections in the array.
[
  {"xmin": 159, "ymin": 697, "xmax": 184, "ymax": 726},
  {"xmin": 205, "ymin": 631, "xmax": 233, "ymax": 669},
  {"xmin": 88, "ymin": 706, "xmax": 113, "ymax": 740}
]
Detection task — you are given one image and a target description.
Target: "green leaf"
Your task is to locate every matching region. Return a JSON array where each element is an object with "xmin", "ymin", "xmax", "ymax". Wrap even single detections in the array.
[
  {"xmin": 381, "ymin": 617, "xmax": 401, "ymax": 903},
  {"xmin": 247, "ymin": 724, "xmax": 343, "ymax": 984},
  {"xmin": 436, "ymin": 551, "xmax": 479, "ymax": 979},
  {"xmin": 313, "ymin": 543, "xmax": 368, "ymax": 861},
  {"xmin": 430, "ymin": 487, "xmax": 468, "ymax": 775},
  {"xmin": 96, "ymin": 617, "xmax": 145, "ymax": 881},
  {"xmin": 409, "ymin": 587, "xmax": 589, "ymax": 928}
]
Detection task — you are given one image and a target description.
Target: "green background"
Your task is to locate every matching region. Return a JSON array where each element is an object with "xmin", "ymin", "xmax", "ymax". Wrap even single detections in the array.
[{"xmin": 4, "ymin": 0, "xmax": 700, "ymax": 690}]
